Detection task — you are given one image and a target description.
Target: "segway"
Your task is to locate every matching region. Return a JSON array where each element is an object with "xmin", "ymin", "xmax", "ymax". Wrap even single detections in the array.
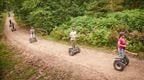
[
  {"xmin": 29, "ymin": 33, "xmax": 37, "ymax": 43},
  {"xmin": 29, "ymin": 37, "xmax": 37, "ymax": 43},
  {"xmin": 11, "ymin": 27, "xmax": 16, "ymax": 32},
  {"xmin": 113, "ymin": 55, "xmax": 129, "ymax": 71},
  {"xmin": 69, "ymin": 45, "xmax": 80, "ymax": 56}
]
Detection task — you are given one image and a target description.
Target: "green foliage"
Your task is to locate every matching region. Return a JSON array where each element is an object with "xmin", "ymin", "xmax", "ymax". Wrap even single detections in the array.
[
  {"xmin": 0, "ymin": 13, "xmax": 5, "ymax": 39},
  {"xmin": 8, "ymin": 0, "xmax": 144, "ymax": 52},
  {"xmin": 51, "ymin": 9, "xmax": 144, "ymax": 52},
  {"xmin": 124, "ymin": 0, "xmax": 144, "ymax": 9},
  {"xmin": 86, "ymin": 0, "xmax": 109, "ymax": 12},
  {"xmin": 86, "ymin": 0, "xmax": 124, "ymax": 12},
  {"xmin": 0, "ymin": 16, "xmax": 2, "ymax": 39},
  {"xmin": 127, "ymin": 42, "xmax": 144, "ymax": 52},
  {"xmin": 10, "ymin": 0, "xmax": 87, "ymax": 34},
  {"xmin": 0, "ymin": 0, "xmax": 7, "ymax": 11},
  {"xmin": 107, "ymin": 9, "xmax": 144, "ymax": 32},
  {"xmin": 0, "ymin": 42, "xmax": 17, "ymax": 79},
  {"xmin": 51, "ymin": 16, "xmax": 112, "ymax": 46},
  {"xmin": 50, "ymin": 27, "xmax": 65, "ymax": 40}
]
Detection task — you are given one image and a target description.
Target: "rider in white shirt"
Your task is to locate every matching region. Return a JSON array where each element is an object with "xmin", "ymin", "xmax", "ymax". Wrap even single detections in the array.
[
  {"xmin": 70, "ymin": 28, "xmax": 77, "ymax": 48},
  {"xmin": 30, "ymin": 27, "xmax": 36, "ymax": 38}
]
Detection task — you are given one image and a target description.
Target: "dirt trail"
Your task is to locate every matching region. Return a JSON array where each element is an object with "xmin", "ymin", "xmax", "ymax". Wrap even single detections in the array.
[{"xmin": 4, "ymin": 16, "xmax": 144, "ymax": 80}]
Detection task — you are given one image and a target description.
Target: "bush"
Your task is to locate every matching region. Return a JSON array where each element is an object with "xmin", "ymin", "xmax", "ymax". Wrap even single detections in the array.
[
  {"xmin": 0, "ymin": 13, "xmax": 4, "ymax": 39},
  {"xmin": 13, "ymin": 0, "xmax": 87, "ymax": 34},
  {"xmin": 107, "ymin": 9, "xmax": 144, "ymax": 32},
  {"xmin": 51, "ymin": 16, "xmax": 112, "ymax": 46},
  {"xmin": 50, "ymin": 27, "xmax": 64, "ymax": 40},
  {"xmin": 50, "ymin": 9, "xmax": 144, "ymax": 52},
  {"xmin": 127, "ymin": 42, "xmax": 144, "ymax": 52}
]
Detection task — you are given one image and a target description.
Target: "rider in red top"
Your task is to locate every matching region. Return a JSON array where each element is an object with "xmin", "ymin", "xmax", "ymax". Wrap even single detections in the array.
[{"xmin": 118, "ymin": 32, "xmax": 126, "ymax": 58}]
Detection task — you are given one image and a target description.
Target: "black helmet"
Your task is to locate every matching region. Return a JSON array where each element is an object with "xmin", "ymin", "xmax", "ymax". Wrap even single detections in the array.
[
  {"xmin": 119, "ymin": 32, "xmax": 125, "ymax": 38},
  {"xmin": 119, "ymin": 32, "xmax": 125, "ymax": 35}
]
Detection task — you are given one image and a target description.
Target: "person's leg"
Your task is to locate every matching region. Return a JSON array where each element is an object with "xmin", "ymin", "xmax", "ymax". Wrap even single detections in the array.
[
  {"xmin": 118, "ymin": 48, "xmax": 125, "ymax": 58},
  {"xmin": 31, "ymin": 32, "xmax": 35, "ymax": 38},
  {"xmin": 118, "ymin": 48, "xmax": 121, "ymax": 57},
  {"xmin": 73, "ymin": 39, "xmax": 76, "ymax": 48},
  {"xmin": 12, "ymin": 23, "xmax": 14, "ymax": 29},
  {"xmin": 33, "ymin": 33, "xmax": 36, "ymax": 39},
  {"xmin": 30, "ymin": 33, "xmax": 33, "ymax": 38},
  {"xmin": 121, "ymin": 49, "xmax": 125, "ymax": 58},
  {"xmin": 32, "ymin": 33, "xmax": 34, "ymax": 38},
  {"xmin": 71, "ymin": 40, "xmax": 75, "ymax": 48}
]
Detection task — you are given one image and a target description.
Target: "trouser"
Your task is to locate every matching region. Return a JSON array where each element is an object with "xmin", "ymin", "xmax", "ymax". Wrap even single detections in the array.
[
  {"xmin": 71, "ymin": 40, "xmax": 76, "ymax": 48},
  {"xmin": 118, "ymin": 48, "xmax": 125, "ymax": 58},
  {"xmin": 12, "ymin": 24, "xmax": 15, "ymax": 29},
  {"xmin": 9, "ymin": 24, "xmax": 11, "ymax": 27},
  {"xmin": 30, "ymin": 33, "xmax": 36, "ymax": 38}
]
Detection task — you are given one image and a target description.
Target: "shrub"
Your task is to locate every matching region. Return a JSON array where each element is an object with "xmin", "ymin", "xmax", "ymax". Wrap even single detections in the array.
[
  {"xmin": 50, "ymin": 27, "xmax": 65, "ymax": 40},
  {"xmin": 50, "ymin": 9, "xmax": 144, "ymax": 52}
]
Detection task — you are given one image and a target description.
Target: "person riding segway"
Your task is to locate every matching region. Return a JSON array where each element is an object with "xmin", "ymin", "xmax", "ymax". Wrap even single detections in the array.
[
  {"xmin": 9, "ymin": 19, "xmax": 16, "ymax": 32},
  {"xmin": 113, "ymin": 32, "xmax": 129, "ymax": 71},
  {"xmin": 29, "ymin": 27, "xmax": 37, "ymax": 43},
  {"xmin": 69, "ymin": 27, "xmax": 80, "ymax": 56}
]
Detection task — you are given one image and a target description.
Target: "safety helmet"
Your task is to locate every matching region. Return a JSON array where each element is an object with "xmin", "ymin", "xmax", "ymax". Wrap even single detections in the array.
[{"xmin": 119, "ymin": 32, "xmax": 126, "ymax": 38}]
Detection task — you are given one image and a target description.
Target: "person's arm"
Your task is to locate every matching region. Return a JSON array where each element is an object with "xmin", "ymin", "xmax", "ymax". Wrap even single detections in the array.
[
  {"xmin": 70, "ymin": 32, "xmax": 72, "ymax": 37},
  {"xmin": 75, "ymin": 32, "xmax": 77, "ymax": 38}
]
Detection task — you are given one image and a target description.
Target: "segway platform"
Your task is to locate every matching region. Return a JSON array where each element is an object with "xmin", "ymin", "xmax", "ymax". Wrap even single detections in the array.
[
  {"xmin": 113, "ymin": 55, "xmax": 129, "ymax": 71},
  {"xmin": 29, "ymin": 37, "xmax": 37, "ymax": 43},
  {"xmin": 69, "ymin": 47, "xmax": 80, "ymax": 56},
  {"xmin": 11, "ymin": 28, "xmax": 16, "ymax": 32}
]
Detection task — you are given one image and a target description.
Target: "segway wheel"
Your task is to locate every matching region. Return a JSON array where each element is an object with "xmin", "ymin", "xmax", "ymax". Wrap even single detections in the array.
[
  {"xmin": 69, "ymin": 48, "xmax": 75, "ymax": 56},
  {"xmin": 11, "ymin": 29, "xmax": 14, "ymax": 32},
  {"xmin": 77, "ymin": 47, "xmax": 80, "ymax": 53},
  {"xmin": 113, "ymin": 60, "xmax": 125, "ymax": 71},
  {"xmin": 13, "ymin": 28, "xmax": 16, "ymax": 31},
  {"xmin": 124, "ymin": 55, "xmax": 129, "ymax": 66},
  {"xmin": 11, "ymin": 28, "xmax": 16, "ymax": 32},
  {"xmin": 34, "ymin": 38, "xmax": 37, "ymax": 42},
  {"xmin": 14, "ymin": 28, "xmax": 16, "ymax": 31},
  {"xmin": 29, "ymin": 38, "xmax": 33, "ymax": 43},
  {"xmin": 9, "ymin": 24, "xmax": 11, "ymax": 27}
]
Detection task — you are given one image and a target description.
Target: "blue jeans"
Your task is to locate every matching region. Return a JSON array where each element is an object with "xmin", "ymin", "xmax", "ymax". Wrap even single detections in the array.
[{"xmin": 118, "ymin": 48, "xmax": 125, "ymax": 58}]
